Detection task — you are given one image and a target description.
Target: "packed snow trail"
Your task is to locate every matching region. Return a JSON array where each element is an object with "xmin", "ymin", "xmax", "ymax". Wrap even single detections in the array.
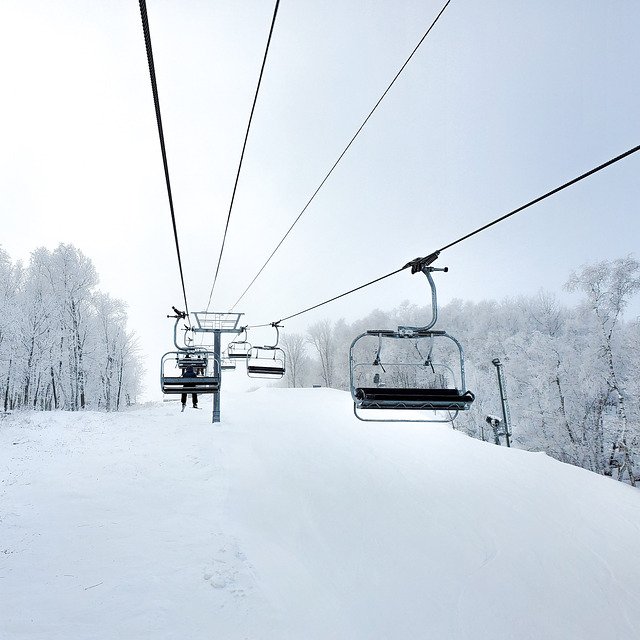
[{"xmin": 2, "ymin": 388, "xmax": 640, "ymax": 639}]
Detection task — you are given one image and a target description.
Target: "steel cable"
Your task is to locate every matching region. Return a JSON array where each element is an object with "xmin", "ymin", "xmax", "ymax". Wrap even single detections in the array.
[
  {"xmin": 251, "ymin": 142, "xmax": 640, "ymax": 327},
  {"xmin": 231, "ymin": 0, "xmax": 452, "ymax": 311},
  {"xmin": 206, "ymin": 0, "xmax": 281, "ymax": 311},
  {"xmin": 139, "ymin": 0, "xmax": 191, "ymax": 318}
]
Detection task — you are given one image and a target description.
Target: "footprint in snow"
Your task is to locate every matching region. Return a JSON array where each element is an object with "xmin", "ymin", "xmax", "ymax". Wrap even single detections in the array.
[{"xmin": 203, "ymin": 535, "xmax": 256, "ymax": 600}]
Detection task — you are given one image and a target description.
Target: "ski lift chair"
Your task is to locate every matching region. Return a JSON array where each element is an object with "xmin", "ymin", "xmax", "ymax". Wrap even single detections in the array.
[
  {"xmin": 161, "ymin": 350, "xmax": 220, "ymax": 395},
  {"xmin": 220, "ymin": 350, "xmax": 237, "ymax": 371},
  {"xmin": 349, "ymin": 257, "xmax": 474, "ymax": 422},
  {"xmin": 227, "ymin": 327, "xmax": 252, "ymax": 360},
  {"xmin": 246, "ymin": 346, "xmax": 286, "ymax": 379},
  {"xmin": 246, "ymin": 323, "xmax": 286, "ymax": 379}
]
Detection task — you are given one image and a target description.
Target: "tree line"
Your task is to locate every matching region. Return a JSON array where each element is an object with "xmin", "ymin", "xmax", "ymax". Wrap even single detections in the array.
[
  {"xmin": 0, "ymin": 243, "xmax": 142, "ymax": 411},
  {"xmin": 279, "ymin": 257, "xmax": 640, "ymax": 485}
]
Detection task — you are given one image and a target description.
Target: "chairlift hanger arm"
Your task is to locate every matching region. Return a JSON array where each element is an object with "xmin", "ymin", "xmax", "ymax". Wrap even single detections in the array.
[
  {"xmin": 399, "ymin": 259, "xmax": 450, "ymax": 333},
  {"xmin": 167, "ymin": 309, "xmax": 195, "ymax": 351},
  {"xmin": 270, "ymin": 322, "xmax": 283, "ymax": 348}
]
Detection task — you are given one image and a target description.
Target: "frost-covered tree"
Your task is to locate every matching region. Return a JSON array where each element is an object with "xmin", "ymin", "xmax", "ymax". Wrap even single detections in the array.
[
  {"xmin": 91, "ymin": 292, "xmax": 141, "ymax": 410},
  {"xmin": 565, "ymin": 256, "xmax": 640, "ymax": 484},
  {"xmin": 0, "ymin": 248, "xmax": 22, "ymax": 410},
  {"xmin": 307, "ymin": 320, "xmax": 336, "ymax": 388},
  {"xmin": 0, "ymin": 243, "xmax": 142, "ymax": 411},
  {"xmin": 48, "ymin": 244, "xmax": 98, "ymax": 410},
  {"xmin": 280, "ymin": 331, "xmax": 310, "ymax": 388},
  {"xmin": 17, "ymin": 249, "xmax": 58, "ymax": 408}
]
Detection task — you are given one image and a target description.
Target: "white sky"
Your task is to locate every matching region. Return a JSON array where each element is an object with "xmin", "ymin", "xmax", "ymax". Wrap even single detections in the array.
[{"xmin": 1, "ymin": 0, "xmax": 639, "ymax": 399}]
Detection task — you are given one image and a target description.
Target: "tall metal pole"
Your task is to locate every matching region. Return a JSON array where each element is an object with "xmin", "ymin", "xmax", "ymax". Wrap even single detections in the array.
[
  {"xmin": 212, "ymin": 330, "xmax": 221, "ymax": 423},
  {"xmin": 492, "ymin": 358, "xmax": 512, "ymax": 447}
]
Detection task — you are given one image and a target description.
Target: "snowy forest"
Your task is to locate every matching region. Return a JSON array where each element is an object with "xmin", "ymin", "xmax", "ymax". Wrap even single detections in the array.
[
  {"xmin": 2, "ymin": 241, "xmax": 638, "ymax": 485},
  {"xmin": 281, "ymin": 257, "xmax": 640, "ymax": 486},
  {"xmin": 0, "ymin": 243, "xmax": 142, "ymax": 411}
]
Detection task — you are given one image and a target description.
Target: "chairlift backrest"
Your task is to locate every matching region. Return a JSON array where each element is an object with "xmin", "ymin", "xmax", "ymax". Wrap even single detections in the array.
[
  {"xmin": 227, "ymin": 341, "xmax": 252, "ymax": 359},
  {"xmin": 177, "ymin": 354, "xmax": 208, "ymax": 369}
]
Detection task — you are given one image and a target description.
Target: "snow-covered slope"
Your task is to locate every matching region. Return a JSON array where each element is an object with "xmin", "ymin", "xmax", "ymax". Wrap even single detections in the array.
[{"xmin": 2, "ymin": 388, "xmax": 640, "ymax": 639}]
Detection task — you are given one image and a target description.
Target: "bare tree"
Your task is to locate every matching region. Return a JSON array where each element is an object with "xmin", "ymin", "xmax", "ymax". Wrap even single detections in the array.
[
  {"xmin": 307, "ymin": 320, "xmax": 335, "ymax": 388},
  {"xmin": 280, "ymin": 331, "xmax": 309, "ymax": 388}
]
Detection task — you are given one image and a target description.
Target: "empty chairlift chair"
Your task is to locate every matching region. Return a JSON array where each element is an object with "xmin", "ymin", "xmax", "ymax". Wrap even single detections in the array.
[
  {"xmin": 246, "ymin": 323, "xmax": 286, "ymax": 379},
  {"xmin": 220, "ymin": 350, "xmax": 236, "ymax": 371},
  {"xmin": 349, "ymin": 258, "xmax": 474, "ymax": 422},
  {"xmin": 227, "ymin": 327, "xmax": 252, "ymax": 361}
]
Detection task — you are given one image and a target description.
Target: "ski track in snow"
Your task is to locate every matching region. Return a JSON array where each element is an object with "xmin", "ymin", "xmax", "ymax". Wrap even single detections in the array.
[{"xmin": 1, "ymin": 388, "xmax": 640, "ymax": 639}]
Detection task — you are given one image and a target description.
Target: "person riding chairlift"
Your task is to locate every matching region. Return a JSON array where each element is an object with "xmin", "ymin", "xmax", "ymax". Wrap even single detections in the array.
[{"xmin": 181, "ymin": 365, "xmax": 198, "ymax": 411}]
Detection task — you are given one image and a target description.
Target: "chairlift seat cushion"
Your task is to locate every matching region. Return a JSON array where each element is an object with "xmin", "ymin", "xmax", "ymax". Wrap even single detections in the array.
[
  {"xmin": 354, "ymin": 387, "xmax": 474, "ymax": 410},
  {"xmin": 247, "ymin": 365, "xmax": 285, "ymax": 376}
]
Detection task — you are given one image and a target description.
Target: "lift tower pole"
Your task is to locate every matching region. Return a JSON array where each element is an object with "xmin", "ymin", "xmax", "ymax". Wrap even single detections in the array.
[
  {"xmin": 212, "ymin": 330, "xmax": 221, "ymax": 423},
  {"xmin": 491, "ymin": 358, "xmax": 512, "ymax": 447},
  {"xmin": 190, "ymin": 312, "xmax": 244, "ymax": 424}
]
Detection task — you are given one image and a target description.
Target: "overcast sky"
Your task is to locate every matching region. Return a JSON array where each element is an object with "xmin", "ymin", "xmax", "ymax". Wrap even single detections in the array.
[{"xmin": 1, "ymin": 0, "xmax": 639, "ymax": 399}]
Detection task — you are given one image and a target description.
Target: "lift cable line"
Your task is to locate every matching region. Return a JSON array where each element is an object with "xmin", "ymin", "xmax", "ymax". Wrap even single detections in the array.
[
  {"xmin": 438, "ymin": 142, "xmax": 640, "ymax": 254},
  {"xmin": 139, "ymin": 0, "xmax": 190, "ymax": 319},
  {"xmin": 249, "ymin": 141, "xmax": 640, "ymax": 328},
  {"xmin": 230, "ymin": 0, "xmax": 452, "ymax": 312},
  {"xmin": 249, "ymin": 266, "xmax": 408, "ymax": 328},
  {"xmin": 206, "ymin": 0, "xmax": 281, "ymax": 312}
]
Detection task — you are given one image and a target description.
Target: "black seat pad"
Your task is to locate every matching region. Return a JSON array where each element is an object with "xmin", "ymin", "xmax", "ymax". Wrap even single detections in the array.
[{"xmin": 355, "ymin": 387, "xmax": 475, "ymax": 407}]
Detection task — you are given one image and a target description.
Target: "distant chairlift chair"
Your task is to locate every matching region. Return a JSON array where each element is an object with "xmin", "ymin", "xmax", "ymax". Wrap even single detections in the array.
[
  {"xmin": 160, "ymin": 349, "xmax": 220, "ymax": 395},
  {"xmin": 246, "ymin": 323, "xmax": 286, "ymax": 379},
  {"xmin": 220, "ymin": 350, "xmax": 236, "ymax": 371},
  {"xmin": 227, "ymin": 326, "xmax": 252, "ymax": 361}
]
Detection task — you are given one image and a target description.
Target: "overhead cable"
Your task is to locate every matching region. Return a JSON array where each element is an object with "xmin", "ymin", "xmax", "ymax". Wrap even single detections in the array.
[
  {"xmin": 438, "ymin": 142, "xmax": 640, "ymax": 253},
  {"xmin": 231, "ymin": 0, "xmax": 452, "ymax": 311},
  {"xmin": 139, "ymin": 0, "xmax": 190, "ymax": 318},
  {"xmin": 249, "ymin": 266, "xmax": 408, "ymax": 328},
  {"xmin": 251, "ymin": 142, "xmax": 640, "ymax": 327},
  {"xmin": 206, "ymin": 0, "xmax": 281, "ymax": 311}
]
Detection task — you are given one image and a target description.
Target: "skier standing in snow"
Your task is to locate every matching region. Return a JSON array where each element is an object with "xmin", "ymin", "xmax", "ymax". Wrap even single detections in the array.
[{"xmin": 181, "ymin": 365, "xmax": 198, "ymax": 411}]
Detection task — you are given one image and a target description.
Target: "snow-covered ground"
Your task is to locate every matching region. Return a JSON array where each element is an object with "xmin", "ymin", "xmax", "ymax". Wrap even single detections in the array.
[{"xmin": 2, "ymin": 387, "xmax": 640, "ymax": 639}]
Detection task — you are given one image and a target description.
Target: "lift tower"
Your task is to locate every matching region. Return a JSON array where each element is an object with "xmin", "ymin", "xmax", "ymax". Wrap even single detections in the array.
[{"xmin": 161, "ymin": 311, "xmax": 244, "ymax": 423}]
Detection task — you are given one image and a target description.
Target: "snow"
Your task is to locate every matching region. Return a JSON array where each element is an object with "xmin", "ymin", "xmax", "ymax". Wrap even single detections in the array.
[{"xmin": 2, "ymin": 387, "xmax": 640, "ymax": 639}]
